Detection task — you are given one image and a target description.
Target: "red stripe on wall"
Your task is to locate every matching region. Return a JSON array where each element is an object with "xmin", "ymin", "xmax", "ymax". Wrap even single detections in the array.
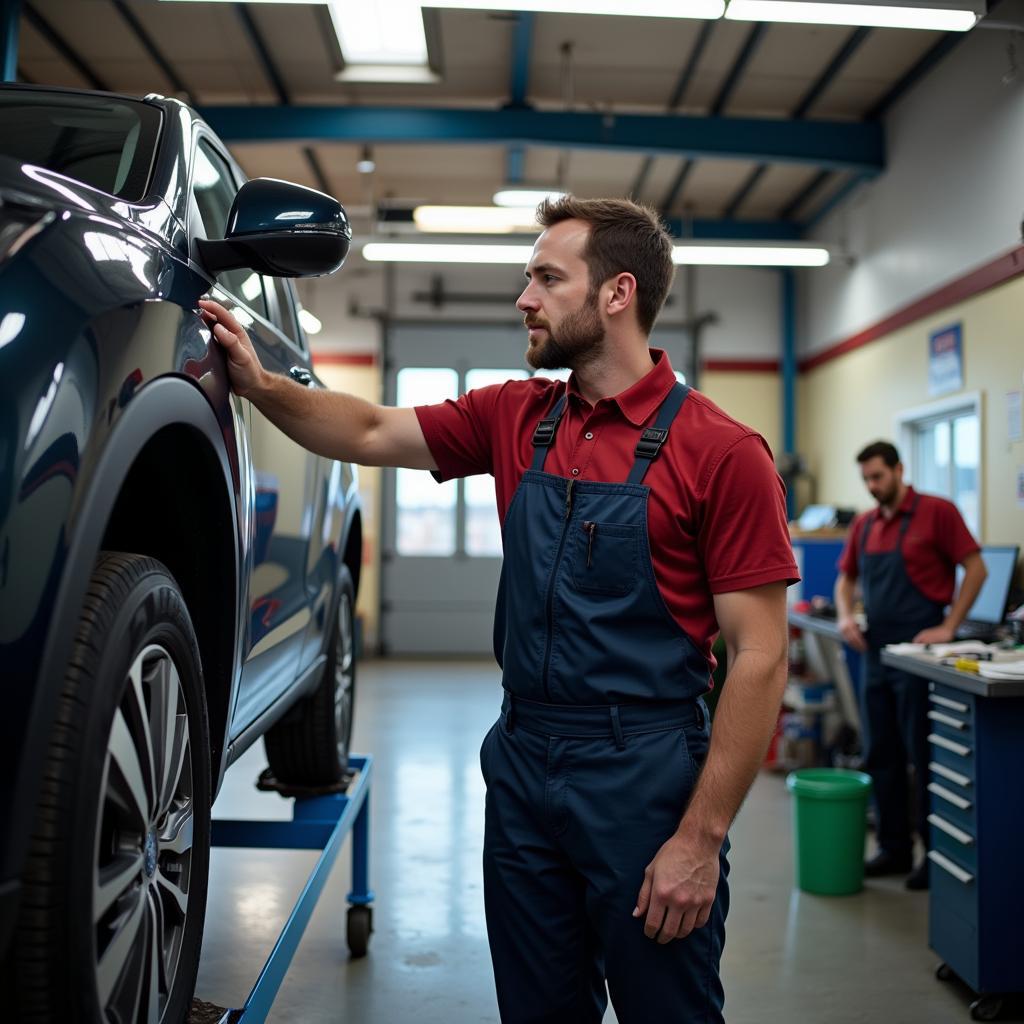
[
  {"xmin": 312, "ymin": 353, "xmax": 378, "ymax": 367},
  {"xmin": 702, "ymin": 359, "xmax": 780, "ymax": 373},
  {"xmin": 800, "ymin": 245, "xmax": 1024, "ymax": 373}
]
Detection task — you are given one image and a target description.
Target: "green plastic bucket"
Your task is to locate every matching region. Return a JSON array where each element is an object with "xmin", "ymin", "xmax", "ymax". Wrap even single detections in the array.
[{"xmin": 786, "ymin": 768, "xmax": 873, "ymax": 896}]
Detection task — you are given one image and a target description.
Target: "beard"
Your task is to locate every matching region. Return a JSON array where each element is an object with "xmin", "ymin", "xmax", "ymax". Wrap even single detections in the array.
[
  {"xmin": 871, "ymin": 481, "xmax": 900, "ymax": 506},
  {"xmin": 525, "ymin": 292, "xmax": 605, "ymax": 371}
]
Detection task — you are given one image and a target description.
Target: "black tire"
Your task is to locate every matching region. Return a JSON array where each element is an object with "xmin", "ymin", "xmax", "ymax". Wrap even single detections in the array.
[
  {"xmin": 936, "ymin": 962, "xmax": 955, "ymax": 982},
  {"xmin": 264, "ymin": 565, "xmax": 357, "ymax": 785},
  {"xmin": 15, "ymin": 553, "xmax": 211, "ymax": 1024},
  {"xmin": 346, "ymin": 905, "xmax": 372, "ymax": 959}
]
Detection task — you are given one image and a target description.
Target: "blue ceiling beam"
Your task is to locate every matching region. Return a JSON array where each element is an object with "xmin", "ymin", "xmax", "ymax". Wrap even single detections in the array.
[
  {"xmin": 723, "ymin": 164, "xmax": 768, "ymax": 219},
  {"xmin": 664, "ymin": 23, "xmax": 764, "ymax": 215},
  {"xmin": 380, "ymin": 205, "xmax": 802, "ymax": 240},
  {"xmin": 865, "ymin": 31, "xmax": 963, "ymax": 120},
  {"xmin": 629, "ymin": 22, "xmax": 716, "ymax": 199},
  {"xmin": 659, "ymin": 159, "xmax": 694, "ymax": 213},
  {"xmin": 202, "ymin": 105, "xmax": 885, "ymax": 175},
  {"xmin": 710, "ymin": 23, "xmax": 767, "ymax": 116},
  {"xmin": 2, "ymin": 0, "xmax": 21, "ymax": 83},
  {"xmin": 664, "ymin": 217, "xmax": 802, "ymax": 240},
  {"xmin": 780, "ymin": 168, "xmax": 832, "ymax": 221},
  {"xmin": 504, "ymin": 12, "xmax": 534, "ymax": 186},
  {"xmin": 805, "ymin": 172, "xmax": 869, "ymax": 229},
  {"xmin": 737, "ymin": 27, "xmax": 869, "ymax": 223}
]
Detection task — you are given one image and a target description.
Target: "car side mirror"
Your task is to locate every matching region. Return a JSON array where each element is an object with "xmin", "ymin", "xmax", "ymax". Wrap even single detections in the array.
[{"xmin": 196, "ymin": 178, "xmax": 352, "ymax": 278}]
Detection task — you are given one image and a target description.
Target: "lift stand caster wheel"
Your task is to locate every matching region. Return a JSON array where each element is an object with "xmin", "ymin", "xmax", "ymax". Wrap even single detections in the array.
[
  {"xmin": 347, "ymin": 905, "xmax": 373, "ymax": 958},
  {"xmin": 969, "ymin": 995, "xmax": 1004, "ymax": 1021},
  {"xmin": 935, "ymin": 963, "xmax": 955, "ymax": 982}
]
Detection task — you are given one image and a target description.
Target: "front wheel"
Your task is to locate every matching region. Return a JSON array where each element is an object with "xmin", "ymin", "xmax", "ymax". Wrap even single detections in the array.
[
  {"xmin": 15, "ymin": 553, "xmax": 211, "ymax": 1024},
  {"xmin": 265, "ymin": 565, "xmax": 357, "ymax": 785}
]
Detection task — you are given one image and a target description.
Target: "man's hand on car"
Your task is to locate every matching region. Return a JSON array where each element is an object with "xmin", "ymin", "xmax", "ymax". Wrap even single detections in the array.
[{"xmin": 199, "ymin": 298, "xmax": 267, "ymax": 398}]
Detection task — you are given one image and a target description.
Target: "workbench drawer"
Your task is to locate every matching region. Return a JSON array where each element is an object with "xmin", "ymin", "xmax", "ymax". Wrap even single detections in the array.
[
  {"xmin": 928, "ymin": 682, "xmax": 975, "ymax": 720},
  {"xmin": 928, "ymin": 733, "xmax": 975, "ymax": 781},
  {"xmin": 927, "ymin": 779, "xmax": 975, "ymax": 831},
  {"xmin": 930, "ymin": 814, "xmax": 977, "ymax": 873}
]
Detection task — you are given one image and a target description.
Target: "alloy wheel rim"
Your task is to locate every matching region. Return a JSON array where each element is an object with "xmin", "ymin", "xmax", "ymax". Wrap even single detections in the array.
[
  {"xmin": 334, "ymin": 591, "xmax": 355, "ymax": 758},
  {"xmin": 93, "ymin": 644, "xmax": 194, "ymax": 1023}
]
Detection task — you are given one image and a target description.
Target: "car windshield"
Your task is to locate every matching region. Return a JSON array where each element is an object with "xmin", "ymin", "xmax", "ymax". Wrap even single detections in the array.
[{"xmin": 0, "ymin": 89, "xmax": 161, "ymax": 201}]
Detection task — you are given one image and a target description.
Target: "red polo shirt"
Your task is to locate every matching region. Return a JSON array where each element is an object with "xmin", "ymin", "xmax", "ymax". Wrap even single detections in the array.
[
  {"xmin": 838, "ymin": 486, "xmax": 980, "ymax": 605},
  {"xmin": 415, "ymin": 349, "xmax": 799, "ymax": 671}
]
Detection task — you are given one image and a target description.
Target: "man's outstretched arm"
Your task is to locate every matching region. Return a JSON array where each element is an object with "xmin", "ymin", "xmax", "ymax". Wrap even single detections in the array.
[
  {"xmin": 633, "ymin": 581, "xmax": 789, "ymax": 942},
  {"xmin": 200, "ymin": 298, "xmax": 436, "ymax": 470}
]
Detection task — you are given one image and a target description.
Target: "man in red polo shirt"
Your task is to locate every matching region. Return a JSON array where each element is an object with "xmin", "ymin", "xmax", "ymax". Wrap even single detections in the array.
[
  {"xmin": 199, "ymin": 196, "xmax": 798, "ymax": 1023},
  {"xmin": 835, "ymin": 441, "xmax": 986, "ymax": 890}
]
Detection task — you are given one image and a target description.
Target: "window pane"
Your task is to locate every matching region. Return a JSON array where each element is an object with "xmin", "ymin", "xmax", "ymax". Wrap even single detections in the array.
[
  {"xmin": 464, "ymin": 369, "xmax": 529, "ymax": 556},
  {"xmin": 193, "ymin": 142, "xmax": 268, "ymax": 320},
  {"xmin": 396, "ymin": 368, "xmax": 457, "ymax": 555},
  {"xmin": 953, "ymin": 413, "xmax": 980, "ymax": 535},
  {"xmin": 914, "ymin": 420, "xmax": 952, "ymax": 499}
]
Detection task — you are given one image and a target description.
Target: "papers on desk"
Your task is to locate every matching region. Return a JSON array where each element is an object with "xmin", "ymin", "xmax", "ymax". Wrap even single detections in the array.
[
  {"xmin": 979, "ymin": 661, "xmax": 1024, "ymax": 680},
  {"xmin": 884, "ymin": 641, "xmax": 1024, "ymax": 663}
]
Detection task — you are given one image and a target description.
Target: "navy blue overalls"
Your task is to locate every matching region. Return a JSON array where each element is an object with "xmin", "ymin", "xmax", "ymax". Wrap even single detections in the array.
[
  {"xmin": 480, "ymin": 382, "xmax": 730, "ymax": 1024},
  {"xmin": 858, "ymin": 497, "xmax": 945, "ymax": 860}
]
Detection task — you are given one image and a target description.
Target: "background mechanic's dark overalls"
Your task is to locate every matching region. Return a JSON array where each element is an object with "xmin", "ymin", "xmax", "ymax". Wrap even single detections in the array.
[
  {"xmin": 481, "ymin": 383, "xmax": 730, "ymax": 1024},
  {"xmin": 859, "ymin": 497, "xmax": 945, "ymax": 863}
]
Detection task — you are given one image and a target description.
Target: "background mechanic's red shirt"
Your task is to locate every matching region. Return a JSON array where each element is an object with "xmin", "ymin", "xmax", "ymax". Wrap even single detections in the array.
[
  {"xmin": 838, "ymin": 486, "xmax": 980, "ymax": 605},
  {"xmin": 415, "ymin": 349, "xmax": 799, "ymax": 672}
]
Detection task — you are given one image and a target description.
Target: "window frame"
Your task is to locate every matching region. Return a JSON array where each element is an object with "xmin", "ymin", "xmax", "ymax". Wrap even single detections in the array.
[{"xmin": 895, "ymin": 390, "xmax": 984, "ymax": 537}]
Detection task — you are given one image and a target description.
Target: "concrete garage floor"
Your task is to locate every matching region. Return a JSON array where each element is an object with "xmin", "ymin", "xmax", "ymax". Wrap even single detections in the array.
[{"xmin": 196, "ymin": 660, "xmax": 1003, "ymax": 1023}]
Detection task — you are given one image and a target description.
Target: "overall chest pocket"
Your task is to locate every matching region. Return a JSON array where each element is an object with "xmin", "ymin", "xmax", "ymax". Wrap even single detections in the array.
[{"xmin": 571, "ymin": 521, "xmax": 640, "ymax": 596}]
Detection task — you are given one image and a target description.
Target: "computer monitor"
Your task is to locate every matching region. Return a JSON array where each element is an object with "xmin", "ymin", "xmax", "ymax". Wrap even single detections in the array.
[{"xmin": 958, "ymin": 545, "xmax": 1020, "ymax": 625}]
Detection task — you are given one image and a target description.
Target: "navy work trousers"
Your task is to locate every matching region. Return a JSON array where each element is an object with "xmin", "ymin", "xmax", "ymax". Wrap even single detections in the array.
[
  {"xmin": 480, "ymin": 700, "xmax": 730, "ymax": 1024},
  {"xmin": 861, "ymin": 649, "xmax": 931, "ymax": 858}
]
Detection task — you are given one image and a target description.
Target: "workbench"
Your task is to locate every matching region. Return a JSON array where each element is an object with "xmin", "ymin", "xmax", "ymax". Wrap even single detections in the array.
[
  {"xmin": 881, "ymin": 651, "xmax": 1024, "ymax": 1021},
  {"xmin": 787, "ymin": 610, "xmax": 861, "ymax": 734}
]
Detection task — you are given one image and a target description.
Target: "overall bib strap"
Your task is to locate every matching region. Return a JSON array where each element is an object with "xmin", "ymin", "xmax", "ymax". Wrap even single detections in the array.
[
  {"xmin": 530, "ymin": 393, "xmax": 569, "ymax": 471},
  {"xmin": 858, "ymin": 496, "xmax": 920, "ymax": 578},
  {"xmin": 626, "ymin": 382, "xmax": 691, "ymax": 485}
]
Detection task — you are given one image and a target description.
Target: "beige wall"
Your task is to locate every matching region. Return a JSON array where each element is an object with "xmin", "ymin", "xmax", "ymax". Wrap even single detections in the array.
[
  {"xmin": 798, "ymin": 275, "xmax": 1024, "ymax": 546},
  {"xmin": 700, "ymin": 370, "xmax": 782, "ymax": 457},
  {"xmin": 314, "ymin": 361, "xmax": 384, "ymax": 650}
]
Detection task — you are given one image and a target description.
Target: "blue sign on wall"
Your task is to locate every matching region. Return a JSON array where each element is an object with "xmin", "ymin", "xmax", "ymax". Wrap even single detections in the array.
[{"xmin": 929, "ymin": 323, "xmax": 963, "ymax": 396}]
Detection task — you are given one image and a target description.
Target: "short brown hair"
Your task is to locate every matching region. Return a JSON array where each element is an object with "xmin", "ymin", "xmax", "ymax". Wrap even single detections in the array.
[
  {"xmin": 536, "ymin": 195, "xmax": 675, "ymax": 335},
  {"xmin": 857, "ymin": 441, "xmax": 901, "ymax": 467}
]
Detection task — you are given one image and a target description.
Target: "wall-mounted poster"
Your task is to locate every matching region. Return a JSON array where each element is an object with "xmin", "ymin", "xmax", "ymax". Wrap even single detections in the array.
[{"xmin": 928, "ymin": 323, "xmax": 963, "ymax": 396}]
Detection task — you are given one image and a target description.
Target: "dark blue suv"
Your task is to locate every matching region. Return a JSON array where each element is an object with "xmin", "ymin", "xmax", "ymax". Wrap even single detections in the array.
[{"xmin": 0, "ymin": 84, "xmax": 363, "ymax": 1023}]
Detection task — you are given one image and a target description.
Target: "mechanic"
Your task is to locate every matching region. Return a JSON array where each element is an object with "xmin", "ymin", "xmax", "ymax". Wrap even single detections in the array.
[
  {"xmin": 834, "ymin": 440, "xmax": 986, "ymax": 891},
  {"xmin": 200, "ymin": 195, "xmax": 799, "ymax": 1023}
]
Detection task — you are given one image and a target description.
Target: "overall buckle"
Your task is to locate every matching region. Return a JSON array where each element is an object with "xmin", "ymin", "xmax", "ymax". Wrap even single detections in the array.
[
  {"xmin": 532, "ymin": 418, "xmax": 560, "ymax": 447},
  {"xmin": 634, "ymin": 427, "xmax": 669, "ymax": 460}
]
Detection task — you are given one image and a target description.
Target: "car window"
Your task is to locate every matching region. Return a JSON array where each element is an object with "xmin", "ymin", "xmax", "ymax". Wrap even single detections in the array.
[
  {"xmin": 262, "ymin": 274, "xmax": 305, "ymax": 354},
  {"xmin": 0, "ymin": 89, "xmax": 160, "ymax": 200},
  {"xmin": 191, "ymin": 139, "xmax": 267, "ymax": 320}
]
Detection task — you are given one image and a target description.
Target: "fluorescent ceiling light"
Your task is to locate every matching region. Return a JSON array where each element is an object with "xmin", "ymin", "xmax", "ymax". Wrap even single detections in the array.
[
  {"xmin": 493, "ymin": 188, "xmax": 567, "ymax": 208},
  {"xmin": 725, "ymin": 0, "xmax": 980, "ymax": 30},
  {"xmin": 413, "ymin": 206, "xmax": 541, "ymax": 233},
  {"xmin": 363, "ymin": 241, "xmax": 830, "ymax": 266},
  {"xmin": 673, "ymin": 243, "xmax": 830, "ymax": 266},
  {"xmin": 298, "ymin": 309, "xmax": 323, "ymax": 335},
  {"xmin": 362, "ymin": 243, "xmax": 535, "ymax": 264},
  {"xmin": 328, "ymin": 0, "xmax": 426, "ymax": 64},
  {"xmin": 431, "ymin": 1, "xmax": 726, "ymax": 17}
]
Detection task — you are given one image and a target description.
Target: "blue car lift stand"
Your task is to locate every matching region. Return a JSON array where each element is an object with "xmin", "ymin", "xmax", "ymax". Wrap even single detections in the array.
[{"xmin": 206, "ymin": 754, "xmax": 374, "ymax": 1024}]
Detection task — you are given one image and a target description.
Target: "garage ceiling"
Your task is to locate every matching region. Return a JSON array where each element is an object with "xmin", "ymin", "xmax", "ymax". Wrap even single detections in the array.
[{"xmin": 11, "ymin": 0, "xmax": 976, "ymax": 232}]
